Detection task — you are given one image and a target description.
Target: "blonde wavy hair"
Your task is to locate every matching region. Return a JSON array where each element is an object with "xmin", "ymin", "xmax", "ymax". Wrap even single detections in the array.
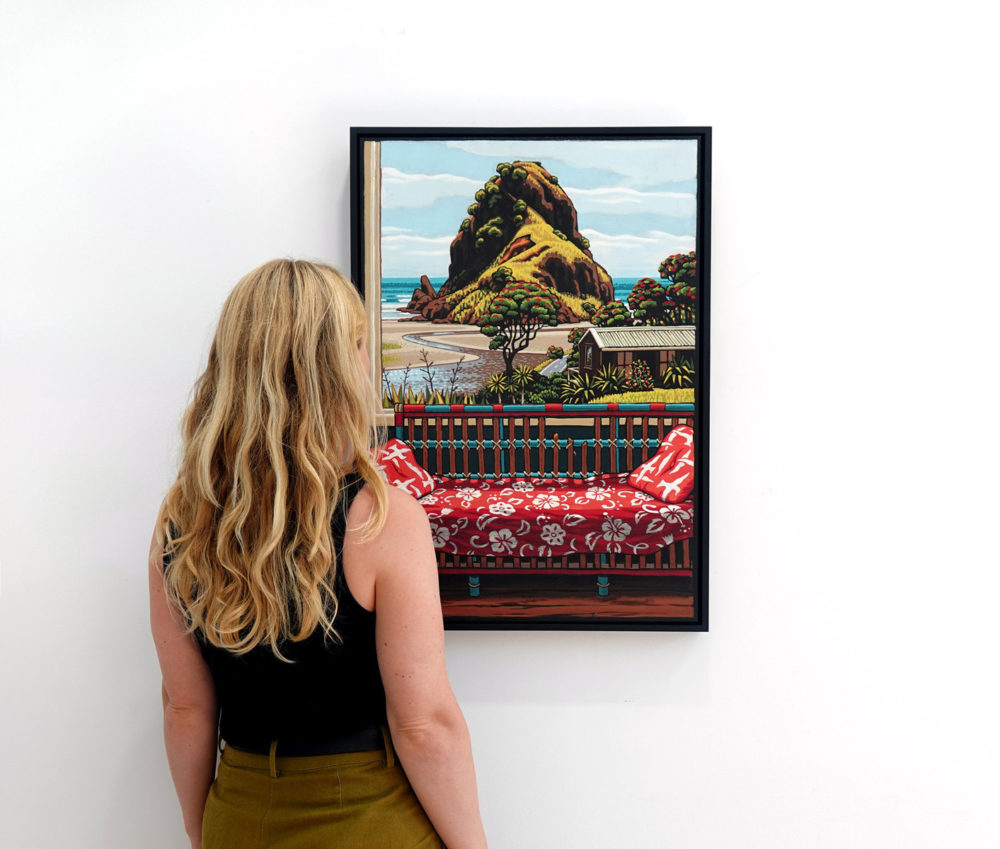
[{"xmin": 157, "ymin": 259, "xmax": 388, "ymax": 659}]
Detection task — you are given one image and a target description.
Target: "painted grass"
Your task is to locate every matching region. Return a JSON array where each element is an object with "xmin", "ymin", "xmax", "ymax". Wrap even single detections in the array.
[
  {"xmin": 449, "ymin": 286, "xmax": 496, "ymax": 324},
  {"xmin": 381, "ymin": 341, "xmax": 402, "ymax": 350},
  {"xmin": 381, "ymin": 387, "xmax": 477, "ymax": 406},
  {"xmin": 594, "ymin": 388, "xmax": 695, "ymax": 404}
]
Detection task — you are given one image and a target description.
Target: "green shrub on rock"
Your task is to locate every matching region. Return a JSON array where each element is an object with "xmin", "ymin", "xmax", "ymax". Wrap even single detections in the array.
[
  {"xmin": 491, "ymin": 266, "xmax": 514, "ymax": 285},
  {"xmin": 476, "ymin": 217, "xmax": 504, "ymax": 243}
]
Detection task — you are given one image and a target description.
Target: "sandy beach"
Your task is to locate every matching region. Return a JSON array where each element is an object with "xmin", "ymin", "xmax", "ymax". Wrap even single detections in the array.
[{"xmin": 379, "ymin": 318, "xmax": 589, "ymax": 371}]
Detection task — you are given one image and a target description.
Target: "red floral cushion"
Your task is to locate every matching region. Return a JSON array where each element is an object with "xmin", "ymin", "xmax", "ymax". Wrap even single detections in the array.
[
  {"xmin": 626, "ymin": 425, "xmax": 694, "ymax": 504},
  {"xmin": 374, "ymin": 438, "xmax": 435, "ymax": 498},
  {"xmin": 421, "ymin": 473, "xmax": 693, "ymax": 557}
]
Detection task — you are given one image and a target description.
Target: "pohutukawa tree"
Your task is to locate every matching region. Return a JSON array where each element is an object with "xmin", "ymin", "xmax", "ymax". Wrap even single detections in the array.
[
  {"xmin": 592, "ymin": 299, "xmax": 632, "ymax": 327},
  {"xmin": 658, "ymin": 251, "xmax": 697, "ymax": 324},
  {"xmin": 565, "ymin": 326, "xmax": 587, "ymax": 367},
  {"xmin": 627, "ymin": 277, "xmax": 672, "ymax": 325},
  {"xmin": 478, "ymin": 281, "xmax": 562, "ymax": 381}
]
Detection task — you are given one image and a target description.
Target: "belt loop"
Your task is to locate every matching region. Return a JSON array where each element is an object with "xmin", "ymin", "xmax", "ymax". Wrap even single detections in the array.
[
  {"xmin": 381, "ymin": 726, "xmax": 395, "ymax": 769},
  {"xmin": 268, "ymin": 740, "xmax": 280, "ymax": 778}
]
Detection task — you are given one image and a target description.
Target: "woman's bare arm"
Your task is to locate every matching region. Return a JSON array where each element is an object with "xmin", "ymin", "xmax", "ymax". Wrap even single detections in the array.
[
  {"xmin": 346, "ymin": 484, "xmax": 489, "ymax": 849},
  {"xmin": 148, "ymin": 523, "xmax": 219, "ymax": 848}
]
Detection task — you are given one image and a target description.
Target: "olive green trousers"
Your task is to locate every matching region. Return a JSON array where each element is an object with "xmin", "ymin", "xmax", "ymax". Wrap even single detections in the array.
[{"xmin": 202, "ymin": 727, "xmax": 443, "ymax": 848}]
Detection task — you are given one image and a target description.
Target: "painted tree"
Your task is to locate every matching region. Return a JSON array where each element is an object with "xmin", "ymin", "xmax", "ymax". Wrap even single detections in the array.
[
  {"xmin": 658, "ymin": 251, "xmax": 697, "ymax": 324},
  {"xmin": 627, "ymin": 277, "xmax": 671, "ymax": 325},
  {"xmin": 592, "ymin": 299, "xmax": 632, "ymax": 327},
  {"xmin": 566, "ymin": 326, "xmax": 587, "ymax": 367},
  {"xmin": 478, "ymin": 281, "xmax": 562, "ymax": 381},
  {"xmin": 658, "ymin": 251, "xmax": 697, "ymax": 286}
]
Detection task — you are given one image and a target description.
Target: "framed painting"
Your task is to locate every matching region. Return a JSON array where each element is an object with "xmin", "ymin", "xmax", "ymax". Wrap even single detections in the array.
[{"xmin": 350, "ymin": 126, "xmax": 710, "ymax": 630}]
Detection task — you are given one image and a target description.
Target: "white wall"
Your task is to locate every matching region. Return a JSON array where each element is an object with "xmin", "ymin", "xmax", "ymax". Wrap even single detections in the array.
[{"xmin": 2, "ymin": 2, "xmax": 997, "ymax": 847}]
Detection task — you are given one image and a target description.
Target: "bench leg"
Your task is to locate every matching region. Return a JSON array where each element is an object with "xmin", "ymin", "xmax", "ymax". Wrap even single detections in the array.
[
  {"xmin": 468, "ymin": 575, "xmax": 481, "ymax": 598},
  {"xmin": 596, "ymin": 575, "xmax": 610, "ymax": 597}
]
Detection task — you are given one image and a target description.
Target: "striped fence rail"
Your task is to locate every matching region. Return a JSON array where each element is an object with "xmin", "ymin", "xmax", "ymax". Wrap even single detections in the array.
[{"xmin": 393, "ymin": 402, "xmax": 695, "ymax": 481}]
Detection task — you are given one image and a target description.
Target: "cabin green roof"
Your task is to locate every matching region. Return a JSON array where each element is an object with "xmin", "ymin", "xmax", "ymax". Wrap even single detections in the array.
[{"xmin": 581, "ymin": 326, "xmax": 695, "ymax": 350}]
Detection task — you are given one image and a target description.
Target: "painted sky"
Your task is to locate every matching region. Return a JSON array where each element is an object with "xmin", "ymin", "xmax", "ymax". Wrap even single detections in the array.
[{"xmin": 379, "ymin": 138, "xmax": 698, "ymax": 278}]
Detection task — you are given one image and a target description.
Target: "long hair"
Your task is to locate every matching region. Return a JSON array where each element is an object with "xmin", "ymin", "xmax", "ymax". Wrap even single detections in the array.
[{"xmin": 157, "ymin": 259, "xmax": 388, "ymax": 659}]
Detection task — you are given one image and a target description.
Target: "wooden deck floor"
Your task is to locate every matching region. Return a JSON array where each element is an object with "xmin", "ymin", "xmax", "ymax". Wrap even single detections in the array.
[{"xmin": 439, "ymin": 574, "xmax": 695, "ymax": 622}]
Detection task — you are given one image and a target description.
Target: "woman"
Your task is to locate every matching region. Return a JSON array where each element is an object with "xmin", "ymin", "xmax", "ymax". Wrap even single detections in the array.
[{"xmin": 148, "ymin": 259, "xmax": 489, "ymax": 849}]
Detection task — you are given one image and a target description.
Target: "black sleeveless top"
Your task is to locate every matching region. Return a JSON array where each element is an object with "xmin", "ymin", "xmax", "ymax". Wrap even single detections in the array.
[{"xmin": 168, "ymin": 472, "xmax": 386, "ymax": 747}]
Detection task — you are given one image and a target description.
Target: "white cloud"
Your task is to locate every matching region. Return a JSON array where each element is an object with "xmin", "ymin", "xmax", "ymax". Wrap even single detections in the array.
[
  {"xmin": 581, "ymin": 228, "xmax": 694, "ymax": 246},
  {"xmin": 442, "ymin": 139, "xmax": 698, "ymax": 187},
  {"xmin": 565, "ymin": 185, "xmax": 696, "ymax": 218},
  {"xmin": 380, "ymin": 166, "xmax": 481, "ymax": 208},
  {"xmin": 379, "ymin": 233, "xmax": 453, "ymax": 277},
  {"xmin": 581, "ymin": 229, "xmax": 696, "ymax": 277},
  {"xmin": 381, "ymin": 233, "xmax": 454, "ymax": 250}
]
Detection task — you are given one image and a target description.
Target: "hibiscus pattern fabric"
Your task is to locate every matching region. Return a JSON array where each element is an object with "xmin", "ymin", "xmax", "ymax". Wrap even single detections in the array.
[
  {"xmin": 419, "ymin": 473, "xmax": 693, "ymax": 559},
  {"xmin": 626, "ymin": 425, "xmax": 694, "ymax": 504},
  {"xmin": 374, "ymin": 438, "xmax": 435, "ymax": 498}
]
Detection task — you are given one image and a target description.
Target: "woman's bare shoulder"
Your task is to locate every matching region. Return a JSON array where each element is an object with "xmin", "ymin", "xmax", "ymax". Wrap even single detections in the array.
[
  {"xmin": 347, "ymin": 478, "xmax": 430, "ymax": 541},
  {"xmin": 343, "ymin": 479, "xmax": 436, "ymax": 611}
]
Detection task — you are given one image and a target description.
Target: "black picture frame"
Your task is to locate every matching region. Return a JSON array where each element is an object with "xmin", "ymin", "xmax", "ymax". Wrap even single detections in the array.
[{"xmin": 350, "ymin": 126, "xmax": 710, "ymax": 631}]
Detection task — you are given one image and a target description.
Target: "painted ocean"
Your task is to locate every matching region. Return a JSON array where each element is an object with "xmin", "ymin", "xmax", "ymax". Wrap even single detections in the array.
[{"xmin": 380, "ymin": 278, "xmax": 649, "ymax": 321}]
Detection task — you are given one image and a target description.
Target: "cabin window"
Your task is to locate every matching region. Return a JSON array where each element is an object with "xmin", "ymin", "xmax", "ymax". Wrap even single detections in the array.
[{"xmin": 585, "ymin": 346, "xmax": 593, "ymax": 367}]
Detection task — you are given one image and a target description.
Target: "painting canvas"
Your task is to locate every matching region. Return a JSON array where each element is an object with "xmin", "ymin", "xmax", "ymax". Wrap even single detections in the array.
[{"xmin": 350, "ymin": 127, "xmax": 710, "ymax": 630}]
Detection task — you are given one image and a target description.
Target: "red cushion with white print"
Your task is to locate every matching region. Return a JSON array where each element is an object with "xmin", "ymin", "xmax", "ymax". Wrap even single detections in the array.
[
  {"xmin": 374, "ymin": 438, "xmax": 435, "ymax": 498},
  {"xmin": 626, "ymin": 425, "xmax": 694, "ymax": 504}
]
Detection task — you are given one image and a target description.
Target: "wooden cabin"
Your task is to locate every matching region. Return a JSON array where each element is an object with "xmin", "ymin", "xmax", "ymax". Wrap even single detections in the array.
[{"xmin": 577, "ymin": 326, "xmax": 695, "ymax": 379}]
